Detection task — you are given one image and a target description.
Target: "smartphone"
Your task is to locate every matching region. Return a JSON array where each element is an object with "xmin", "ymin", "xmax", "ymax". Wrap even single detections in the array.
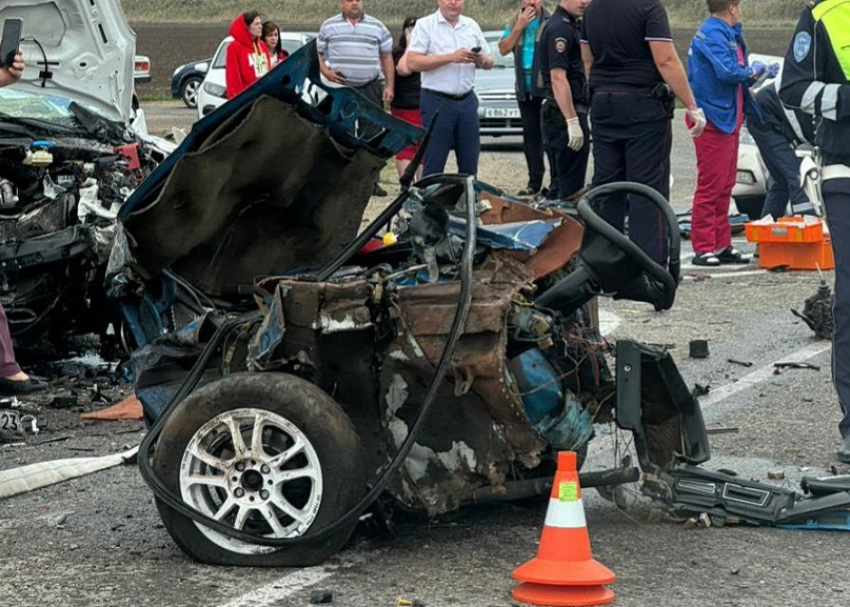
[
  {"xmin": 471, "ymin": 46, "xmax": 482, "ymax": 53},
  {"xmin": 0, "ymin": 19, "xmax": 22, "ymax": 69}
]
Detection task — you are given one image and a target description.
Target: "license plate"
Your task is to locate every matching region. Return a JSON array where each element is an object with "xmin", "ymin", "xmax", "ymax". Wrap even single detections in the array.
[
  {"xmin": 484, "ymin": 107, "xmax": 520, "ymax": 119},
  {"xmin": 0, "ymin": 409, "xmax": 22, "ymax": 437}
]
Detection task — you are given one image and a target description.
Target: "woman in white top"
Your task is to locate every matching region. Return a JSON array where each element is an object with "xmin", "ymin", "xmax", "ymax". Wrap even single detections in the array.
[{"xmin": 262, "ymin": 21, "xmax": 289, "ymax": 68}]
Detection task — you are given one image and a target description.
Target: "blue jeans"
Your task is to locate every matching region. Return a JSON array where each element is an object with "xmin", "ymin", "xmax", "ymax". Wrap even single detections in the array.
[
  {"xmin": 420, "ymin": 90, "xmax": 480, "ymax": 177},
  {"xmin": 746, "ymin": 116, "xmax": 812, "ymax": 219}
]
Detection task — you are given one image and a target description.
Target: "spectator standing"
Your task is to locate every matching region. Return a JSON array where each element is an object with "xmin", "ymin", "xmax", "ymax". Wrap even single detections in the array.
[
  {"xmin": 535, "ymin": 0, "xmax": 590, "ymax": 201},
  {"xmin": 780, "ymin": 0, "xmax": 850, "ymax": 462},
  {"xmin": 748, "ymin": 80, "xmax": 815, "ymax": 219},
  {"xmin": 407, "ymin": 0, "xmax": 495, "ymax": 177},
  {"xmin": 0, "ymin": 51, "xmax": 46, "ymax": 396},
  {"xmin": 262, "ymin": 21, "xmax": 289, "ymax": 68},
  {"xmin": 317, "ymin": 0, "xmax": 395, "ymax": 109},
  {"xmin": 687, "ymin": 0, "xmax": 762, "ymax": 266},
  {"xmin": 499, "ymin": 0, "xmax": 553, "ymax": 197},
  {"xmin": 392, "ymin": 16, "xmax": 423, "ymax": 181},
  {"xmin": 581, "ymin": 0, "xmax": 706, "ymax": 264},
  {"xmin": 225, "ymin": 11, "xmax": 271, "ymax": 99}
]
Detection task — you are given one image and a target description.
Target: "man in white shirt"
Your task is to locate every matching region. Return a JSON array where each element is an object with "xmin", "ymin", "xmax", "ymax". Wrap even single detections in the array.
[{"xmin": 407, "ymin": 0, "xmax": 494, "ymax": 176}]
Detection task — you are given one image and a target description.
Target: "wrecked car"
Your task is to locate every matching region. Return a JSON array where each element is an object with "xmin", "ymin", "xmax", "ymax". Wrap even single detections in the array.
[
  {"xmin": 110, "ymin": 42, "xmax": 713, "ymax": 567},
  {"xmin": 0, "ymin": 0, "xmax": 172, "ymax": 353}
]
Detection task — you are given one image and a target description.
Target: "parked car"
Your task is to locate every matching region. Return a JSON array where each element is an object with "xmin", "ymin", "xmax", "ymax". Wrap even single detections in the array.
[
  {"xmin": 171, "ymin": 58, "xmax": 211, "ymax": 109},
  {"xmin": 197, "ymin": 32, "xmax": 315, "ymax": 119},
  {"xmin": 111, "ymin": 42, "xmax": 710, "ymax": 568},
  {"xmin": 731, "ymin": 53, "xmax": 815, "ymax": 220},
  {"xmin": 476, "ymin": 31, "xmax": 522, "ymax": 138},
  {"xmin": 134, "ymin": 55, "xmax": 152, "ymax": 84},
  {"xmin": 0, "ymin": 0, "xmax": 172, "ymax": 355}
]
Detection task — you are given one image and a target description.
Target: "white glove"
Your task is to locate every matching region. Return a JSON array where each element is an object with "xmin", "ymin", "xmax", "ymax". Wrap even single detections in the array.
[
  {"xmin": 566, "ymin": 117, "xmax": 584, "ymax": 151},
  {"xmin": 686, "ymin": 108, "xmax": 707, "ymax": 138}
]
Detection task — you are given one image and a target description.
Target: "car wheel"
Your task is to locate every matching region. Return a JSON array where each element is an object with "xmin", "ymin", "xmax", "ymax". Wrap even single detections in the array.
[
  {"xmin": 180, "ymin": 76, "xmax": 203, "ymax": 108},
  {"xmin": 153, "ymin": 372, "xmax": 365, "ymax": 567}
]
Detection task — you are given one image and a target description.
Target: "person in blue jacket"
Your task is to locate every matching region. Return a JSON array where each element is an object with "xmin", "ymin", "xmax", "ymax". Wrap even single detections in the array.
[{"xmin": 686, "ymin": 0, "xmax": 776, "ymax": 266}]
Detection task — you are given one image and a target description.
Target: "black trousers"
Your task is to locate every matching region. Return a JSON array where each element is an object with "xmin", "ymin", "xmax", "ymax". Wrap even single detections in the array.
[
  {"xmin": 590, "ymin": 92, "xmax": 672, "ymax": 265},
  {"xmin": 518, "ymin": 96, "xmax": 552, "ymax": 192},
  {"xmin": 822, "ymin": 154, "xmax": 850, "ymax": 439},
  {"xmin": 354, "ymin": 79, "xmax": 383, "ymax": 108},
  {"xmin": 540, "ymin": 100, "xmax": 589, "ymax": 200}
]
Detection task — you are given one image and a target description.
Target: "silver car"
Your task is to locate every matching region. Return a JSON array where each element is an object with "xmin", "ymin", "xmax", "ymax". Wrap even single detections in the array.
[{"xmin": 477, "ymin": 31, "xmax": 522, "ymax": 137}]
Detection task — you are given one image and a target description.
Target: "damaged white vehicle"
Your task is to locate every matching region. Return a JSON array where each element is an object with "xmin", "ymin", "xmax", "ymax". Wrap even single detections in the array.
[{"xmin": 0, "ymin": 0, "xmax": 172, "ymax": 352}]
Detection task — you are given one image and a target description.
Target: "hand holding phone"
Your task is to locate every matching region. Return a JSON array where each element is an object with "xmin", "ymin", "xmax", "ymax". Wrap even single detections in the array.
[{"xmin": 0, "ymin": 19, "xmax": 23, "ymax": 70}]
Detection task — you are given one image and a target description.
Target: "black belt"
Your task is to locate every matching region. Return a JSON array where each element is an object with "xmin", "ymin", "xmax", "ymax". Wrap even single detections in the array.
[
  {"xmin": 422, "ymin": 88, "xmax": 473, "ymax": 101},
  {"xmin": 543, "ymin": 98, "xmax": 588, "ymax": 114}
]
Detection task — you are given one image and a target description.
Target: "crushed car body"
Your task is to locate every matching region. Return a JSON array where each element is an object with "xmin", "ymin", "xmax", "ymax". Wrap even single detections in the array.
[
  {"xmin": 109, "ymin": 44, "xmax": 714, "ymax": 566},
  {"xmin": 0, "ymin": 0, "xmax": 172, "ymax": 349}
]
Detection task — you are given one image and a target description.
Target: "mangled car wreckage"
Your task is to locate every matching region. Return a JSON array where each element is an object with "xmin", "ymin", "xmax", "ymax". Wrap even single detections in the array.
[
  {"xmin": 0, "ymin": 0, "xmax": 171, "ymax": 351},
  {"xmin": 113, "ymin": 43, "xmax": 850, "ymax": 568}
]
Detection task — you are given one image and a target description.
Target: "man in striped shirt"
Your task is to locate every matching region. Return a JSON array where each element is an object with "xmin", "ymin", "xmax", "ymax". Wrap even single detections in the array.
[{"xmin": 317, "ymin": 0, "xmax": 395, "ymax": 108}]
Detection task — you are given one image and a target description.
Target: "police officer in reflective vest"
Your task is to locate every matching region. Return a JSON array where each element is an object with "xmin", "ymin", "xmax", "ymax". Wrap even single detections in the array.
[
  {"xmin": 581, "ymin": 0, "xmax": 706, "ymax": 264},
  {"xmin": 534, "ymin": 0, "xmax": 590, "ymax": 201},
  {"xmin": 780, "ymin": 0, "xmax": 850, "ymax": 463}
]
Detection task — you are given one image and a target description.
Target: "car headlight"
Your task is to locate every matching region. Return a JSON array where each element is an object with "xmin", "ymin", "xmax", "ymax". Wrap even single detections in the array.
[
  {"xmin": 172, "ymin": 66, "xmax": 182, "ymax": 78},
  {"xmin": 203, "ymin": 82, "xmax": 226, "ymax": 98},
  {"xmin": 194, "ymin": 63, "xmax": 209, "ymax": 73},
  {"xmin": 736, "ymin": 169, "xmax": 756, "ymax": 185}
]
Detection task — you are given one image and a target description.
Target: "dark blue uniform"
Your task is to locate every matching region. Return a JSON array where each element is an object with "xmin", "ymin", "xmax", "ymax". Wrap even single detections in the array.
[
  {"xmin": 779, "ymin": 0, "xmax": 850, "ymax": 461},
  {"xmin": 535, "ymin": 5, "xmax": 588, "ymax": 200},
  {"xmin": 581, "ymin": 0, "xmax": 675, "ymax": 264},
  {"xmin": 748, "ymin": 83, "xmax": 816, "ymax": 219}
]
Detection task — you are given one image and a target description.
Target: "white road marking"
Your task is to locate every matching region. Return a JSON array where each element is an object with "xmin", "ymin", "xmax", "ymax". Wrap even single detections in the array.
[
  {"xmin": 217, "ymin": 563, "xmax": 340, "ymax": 607},
  {"xmin": 699, "ymin": 340, "xmax": 832, "ymax": 407}
]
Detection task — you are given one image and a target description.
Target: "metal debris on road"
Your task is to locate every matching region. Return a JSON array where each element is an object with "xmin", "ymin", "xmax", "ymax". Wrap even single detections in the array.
[
  {"xmin": 689, "ymin": 339, "xmax": 710, "ymax": 358},
  {"xmin": 727, "ymin": 358, "xmax": 754, "ymax": 367},
  {"xmin": 773, "ymin": 361, "xmax": 821, "ymax": 372},
  {"xmin": 309, "ymin": 590, "xmax": 334, "ymax": 604}
]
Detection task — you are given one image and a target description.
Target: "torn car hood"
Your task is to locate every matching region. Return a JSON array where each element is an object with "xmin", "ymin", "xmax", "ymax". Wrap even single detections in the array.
[
  {"xmin": 113, "ymin": 44, "xmax": 423, "ymax": 299},
  {"xmin": 1, "ymin": 0, "xmax": 135, "ymax": 123}
]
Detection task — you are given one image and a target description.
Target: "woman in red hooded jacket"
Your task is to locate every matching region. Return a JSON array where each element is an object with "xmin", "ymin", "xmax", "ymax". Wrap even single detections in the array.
[{"xmin": 225, "ymin": 10, "xmax": 271, "ymax": 99}]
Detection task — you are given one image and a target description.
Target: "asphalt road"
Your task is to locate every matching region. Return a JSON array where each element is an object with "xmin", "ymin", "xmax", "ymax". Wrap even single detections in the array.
[{"xmin": 0, "ymin": 103, "xmax": 844, "ymax": 607}]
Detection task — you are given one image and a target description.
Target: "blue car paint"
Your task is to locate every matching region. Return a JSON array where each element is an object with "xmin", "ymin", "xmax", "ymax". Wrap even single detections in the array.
[{"xmin": 170, "ymin": 59, "xmax": 211, "ymax": 99}]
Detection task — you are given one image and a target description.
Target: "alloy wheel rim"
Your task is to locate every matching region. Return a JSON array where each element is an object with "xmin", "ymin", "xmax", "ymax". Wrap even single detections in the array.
[{"xmin": 178, "ymin": 407, "xmax": 324, "ymax": 555}]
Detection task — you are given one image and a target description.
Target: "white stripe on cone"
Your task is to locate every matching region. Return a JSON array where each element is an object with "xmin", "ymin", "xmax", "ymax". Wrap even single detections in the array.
[{"xmin": 543, "ymin": 498, "xmax": 587, "ymax": 529}]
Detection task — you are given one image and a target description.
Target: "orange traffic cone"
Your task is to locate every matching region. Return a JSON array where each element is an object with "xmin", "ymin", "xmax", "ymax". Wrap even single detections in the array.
[{"xmin": 511, "ymin": 451, "xmax": 615, "ymax": 606}]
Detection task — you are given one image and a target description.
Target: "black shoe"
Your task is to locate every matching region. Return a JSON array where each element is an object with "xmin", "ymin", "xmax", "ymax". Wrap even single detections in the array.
[
  {"xmin": 373, "ymin": 184, "xmax": 387, "ymax": 197},
  {"xmin": 837, "ymin": 437, "xmax": 850, "ymax": 464},
  {"xmin": 0, "ymin": 376, "xmax": 47, "ymax": 396},
  {"xmin": 692, "ymin": 252, "xmax": 720, "ymax": 267},
  {"xmin": 716, "ymin": 246, "xmax": 752, "ymax": 264}
]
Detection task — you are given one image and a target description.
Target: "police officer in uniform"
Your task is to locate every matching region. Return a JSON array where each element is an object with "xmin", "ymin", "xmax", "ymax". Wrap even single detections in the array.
[
  {"xmin": 581, "ymin": 0, "xmax": 706, "ymax": 264},
  {"xmin": 535, "ymin": 0, "xmax": 590, "ymax": 201},
  {"xmin": 779, "ymin": 0, "xmax": 850, "ymax": 463}
]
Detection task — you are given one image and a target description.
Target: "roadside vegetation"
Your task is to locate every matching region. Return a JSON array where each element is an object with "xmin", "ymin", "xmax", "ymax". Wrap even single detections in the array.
[{"xmin": 123, "ymin": 0, "xmax": 807, "ymax": 27}]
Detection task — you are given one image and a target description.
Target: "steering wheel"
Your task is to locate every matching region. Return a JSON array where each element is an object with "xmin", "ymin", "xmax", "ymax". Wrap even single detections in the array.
[{"xmin": 535, "ymin": 181, "xmax": 680, "ymax": 315}]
